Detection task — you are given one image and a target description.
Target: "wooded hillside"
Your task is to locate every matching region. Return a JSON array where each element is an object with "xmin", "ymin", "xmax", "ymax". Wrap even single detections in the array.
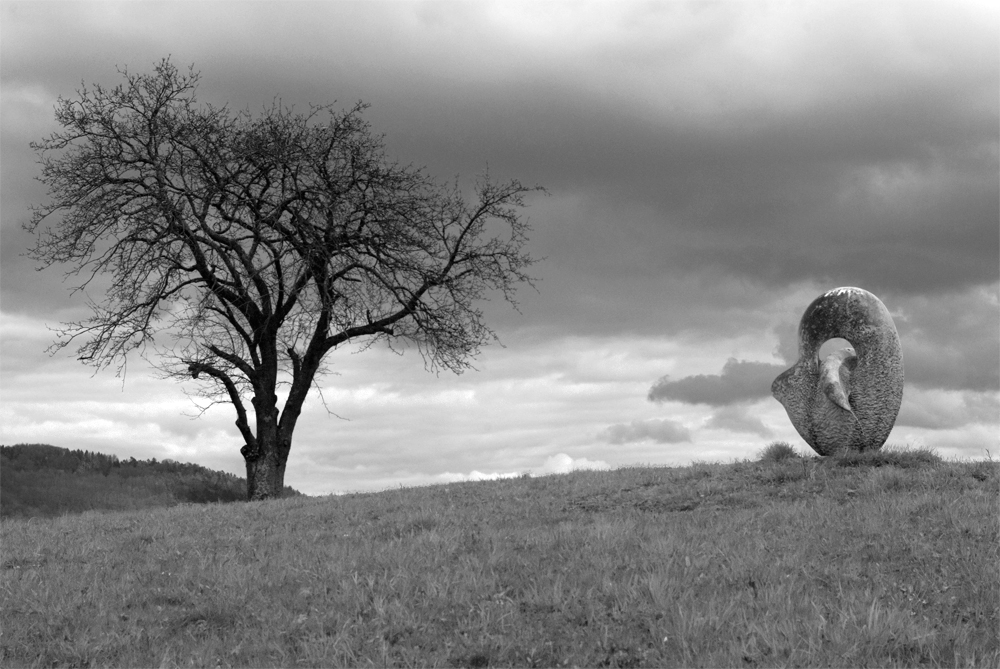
[{"xmin": 0, "ymin": 444, "xmax": 302, "ymax": 518}]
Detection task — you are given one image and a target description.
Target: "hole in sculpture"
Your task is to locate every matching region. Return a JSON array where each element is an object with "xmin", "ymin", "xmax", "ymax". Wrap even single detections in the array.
[{"xmin": 818, "ymin": 337, "xmax": 853, "ymax": 360}]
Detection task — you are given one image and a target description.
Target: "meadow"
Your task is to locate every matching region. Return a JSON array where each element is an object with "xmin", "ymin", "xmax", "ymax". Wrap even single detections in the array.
[{"xmin": 1, "ymin": 445, "xmax": 997, "ymax": 668}]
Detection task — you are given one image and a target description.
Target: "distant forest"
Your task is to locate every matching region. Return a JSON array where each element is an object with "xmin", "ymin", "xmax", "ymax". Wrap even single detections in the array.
[{"xmin": 0, "ymin": 444, "xmax": 302, "ymax": 519}]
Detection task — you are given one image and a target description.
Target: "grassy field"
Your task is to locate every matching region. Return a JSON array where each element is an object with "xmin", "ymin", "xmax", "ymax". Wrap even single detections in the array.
[{"xmin": 2, "ymin": 446, "xmax": 997, "ymax": 668}]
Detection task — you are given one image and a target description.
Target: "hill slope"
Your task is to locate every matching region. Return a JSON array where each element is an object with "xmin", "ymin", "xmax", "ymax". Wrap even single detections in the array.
[
  {"xmin": 0, "ymin": 443, "xmax": 301, "ymax": 518},
  {"xmin": 1, "ymin": 447, "xmax": 996, "ymax": 667}
]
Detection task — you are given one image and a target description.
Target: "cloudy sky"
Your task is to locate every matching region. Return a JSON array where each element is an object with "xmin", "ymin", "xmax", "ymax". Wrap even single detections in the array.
[{"xmin": 2, "ymin": 1, "xmax": 997, "ymax": 495}]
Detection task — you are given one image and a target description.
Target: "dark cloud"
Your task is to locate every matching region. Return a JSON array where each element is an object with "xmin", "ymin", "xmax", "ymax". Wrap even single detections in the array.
[
  {"xmin": 897, "ymin": 390, "xmax": 1000, "ymax": 430},
  {"xmin": 772, "ymin": 321, "xmax": 800, "ymax": 366},
  {"xmin": 5, "ymin": 2, "xmax": 996, "ymax": 326},
  {"xmin": 352, "ymin": 3, "xmax": 1000, "ymax": 303},
  {"xmin": 705, "ymin": 406, "xmax": 774, "ymax": 438},
  {"xmin": 604, "ymin": 419, "xmax": 691, "ymax": 445},
  {"xmin": 5, "ymin": 2, "xmax": 996, "ymax": 390},
  {"xmin": 894, "ymin": 287, "xmax": 1000, "ymax": 392},
  {"xmin": 649, "ymin": 358, "xmax": 786, "ymax": 406}
]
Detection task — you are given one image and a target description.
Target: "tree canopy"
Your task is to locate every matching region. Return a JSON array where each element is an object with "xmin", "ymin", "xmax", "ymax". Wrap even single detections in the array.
[{"xmin": 27, "ymin": 59, "xmax": 542, "ymax": 499}]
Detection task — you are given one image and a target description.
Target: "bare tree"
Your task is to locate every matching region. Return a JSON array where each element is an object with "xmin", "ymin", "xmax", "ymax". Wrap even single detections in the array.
[{"xmin": 26, "ymin": 59, "xmax": 542, "ymax": 500}]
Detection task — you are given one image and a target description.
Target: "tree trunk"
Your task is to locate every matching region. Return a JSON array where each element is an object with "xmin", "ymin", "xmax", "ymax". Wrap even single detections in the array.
[
  {"xmin": 244, "ymin": 441, "xmax": 285, "ymax": 501},
  {"xmin": 243, "ymin": 395, "xmax": 290, "ymax": 501}
]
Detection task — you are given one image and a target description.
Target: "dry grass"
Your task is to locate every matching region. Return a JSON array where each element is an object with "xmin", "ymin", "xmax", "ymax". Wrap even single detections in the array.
[{"xmin": 2, "ymin": 448, "xmax": 997, "ymax": 667}]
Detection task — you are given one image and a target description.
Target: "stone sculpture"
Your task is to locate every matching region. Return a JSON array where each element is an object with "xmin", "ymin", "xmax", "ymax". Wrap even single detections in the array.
[{"xmin": 771, "ymin": 287, "xmax": 903, "ymax": 455}]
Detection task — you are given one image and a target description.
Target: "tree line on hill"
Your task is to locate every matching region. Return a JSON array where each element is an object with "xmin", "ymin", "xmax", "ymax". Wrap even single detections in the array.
[{"xmin": 0, "ymin": 444, "xmax": 302, "ymax": 519}]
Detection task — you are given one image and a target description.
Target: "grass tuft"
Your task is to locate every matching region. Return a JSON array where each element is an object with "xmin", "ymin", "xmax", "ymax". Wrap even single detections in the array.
[{"xmin": 758, "ymin": 441, "xmax": 800, "ymax": 463}]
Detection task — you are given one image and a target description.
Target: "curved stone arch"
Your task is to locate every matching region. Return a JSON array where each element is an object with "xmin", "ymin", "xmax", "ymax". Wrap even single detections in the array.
[{"xmin": 771, "ymin": 287, "xmax": 903, "ymax": 455}]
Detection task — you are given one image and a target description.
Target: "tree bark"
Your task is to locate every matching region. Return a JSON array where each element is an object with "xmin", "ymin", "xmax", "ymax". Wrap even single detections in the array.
[
  {"xmin": 243, "ymin": 392, "xmax": 290, "ymax": 501},
  {"xmin": 243, "ymin": 442, "xmax": 282, "ymax": 501}
]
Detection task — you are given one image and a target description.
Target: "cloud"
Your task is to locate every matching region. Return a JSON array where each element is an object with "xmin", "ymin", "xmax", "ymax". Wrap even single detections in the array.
[
  {"xmin": 436, "ymin": 452, "xmax": 609, "ymax": 482},
  {"xmin": 437, "ymin": 469, "xmax": 521, "ymax": 483},
  {"xmin": 894, "ymin": 287, "xmax": 1000, "ymax": 392},
  {"xmin": 896, "ymin": 388, "xmax": 1000, "ymax": 431},
  {"xmin": 705, "ymin": 406, "xmax": 774, "ymax": 438},
  {"xmin": 536, "ymin": 453, "xmax": 610, "ymax": 475},
  {"xmin": 772, "ymin": 321, "xmax": 801, "ymax": 365},
  {"xmin": 604, "ymin": 419, "xmax": 691, "ymax": 445},
  {"xmin": 648, "ymin": 358, "xmax": 786, "ymax": 406}
]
